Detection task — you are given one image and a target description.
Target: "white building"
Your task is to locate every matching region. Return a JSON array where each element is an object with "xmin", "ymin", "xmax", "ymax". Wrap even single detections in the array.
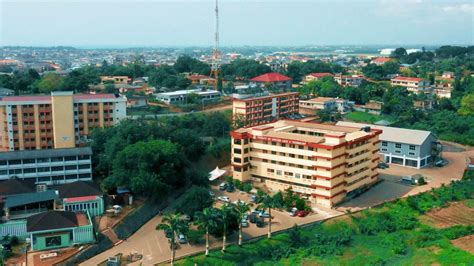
[{"xmin": 156, "ymin": 89, "xmax": 221, "ymax": 104}]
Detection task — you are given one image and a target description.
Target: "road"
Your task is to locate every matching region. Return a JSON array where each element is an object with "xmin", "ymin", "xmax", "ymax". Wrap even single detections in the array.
[
  {"xmin": 81, "ymin": 185, "xmax": 342, "ymax": 266},
  {"xmin": 127, "ymin": 104, "xmax": 232, "ymax": 119}
]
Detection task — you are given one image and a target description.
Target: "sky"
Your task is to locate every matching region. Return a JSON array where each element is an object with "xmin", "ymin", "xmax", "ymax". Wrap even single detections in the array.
[{"xmin": 0, "ymin": 0, "xmax": 473, "ymax": 47}]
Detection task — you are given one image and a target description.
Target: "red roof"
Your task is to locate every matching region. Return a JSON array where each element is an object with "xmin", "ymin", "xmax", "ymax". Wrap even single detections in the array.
[
  {"xmin": 189, "ymin": 75, "xmax": 211, "ymax": 80},
  {"xmin": 73, "ymin": 94, "xmax": 117, "ymax": 100},
  {"xmin": 63, "ymin": 195, "xmax": 99, "ymax": 203},
  {"xmin": 309, "ymin": 72, "xmax": 334, "ymax": 78},
  {"xmin": 392, "ymin": 76, "xmax": 424, "ymax": 82},
  {"xmin": 0, "ymin": 93, "xmax": 118, "ymax": 102},
  {"xmin": 250, "ymin": 72, "xmax": 292, "ymax": 83},
  {"xmin": 372, "ymin": 57, "xmax": 392, "ymax": 63}
]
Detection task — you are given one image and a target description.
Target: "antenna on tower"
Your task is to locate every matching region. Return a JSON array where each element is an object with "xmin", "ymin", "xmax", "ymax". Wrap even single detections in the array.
[{"xmin": 211, "ymin": 0, "xmax": 221, "ymax": 91}]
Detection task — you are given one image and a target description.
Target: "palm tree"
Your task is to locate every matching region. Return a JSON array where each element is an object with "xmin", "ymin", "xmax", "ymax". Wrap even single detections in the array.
[
  {"xmin": 258, "ymin": 194, "xmax": 278, "ymax": 239},
  {"xmin": 156, "ymin": 213, "xmax": 189, "ymax": 265},
  {"xmin": 194, "ymin": 208, "xmax": 218, "ymax": 256},
  {"xmin": 219, "ymin": 204, "xmax": 233, "ymax": 252},
  {"xmin": 233, "ymin": 201, "xmax": 250, "ymax": 246}
]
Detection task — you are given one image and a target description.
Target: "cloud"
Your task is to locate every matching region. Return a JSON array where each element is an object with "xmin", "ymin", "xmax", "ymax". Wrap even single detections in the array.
[{"xmin": 441, "ymin": 3, "xmax": 474, "ymax": 13}]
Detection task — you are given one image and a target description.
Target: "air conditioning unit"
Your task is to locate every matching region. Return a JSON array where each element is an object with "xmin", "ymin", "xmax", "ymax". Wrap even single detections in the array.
[{"xmin": 36, "ymin": 183, "xmax": 47, "ymax": 192}]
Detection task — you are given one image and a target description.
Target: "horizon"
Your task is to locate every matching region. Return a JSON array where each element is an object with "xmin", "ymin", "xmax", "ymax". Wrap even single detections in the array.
[{"xmin": 1, "ymin": 0, "xmax": 473, "ymax": 47}]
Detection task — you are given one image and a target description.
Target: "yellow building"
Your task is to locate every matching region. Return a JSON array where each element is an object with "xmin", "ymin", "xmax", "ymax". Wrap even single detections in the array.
[
  {"xmin": 0, "ymin": 92, "xmax": 126, "ymax": 151},
  {"xmin": 100, "ymin": 76, "xmax": 129, "ymax": 84},
  {"xmin": 231, "ymin": 120, "xmax": 381, "ymax": 207}
]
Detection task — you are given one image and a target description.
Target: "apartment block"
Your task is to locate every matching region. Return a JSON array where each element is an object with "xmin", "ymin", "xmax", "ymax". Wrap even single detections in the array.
[
  {"xmin": 334, "ymin": 74, "xmax": 364, "ymax": 87},
  {"xmin": 231, "ymin": 120, "xmax": 381, "ymax": 207},
  {"xmin": 434, "ymin": 72, "xmax": 455, "ymax": 99},
  {"xmin": 391, "ymin": 76, "xmax": 431, "ymax": 94},
  {"xmin": 0, "ymin": 147, "xmax": 93, "ymax": 184},
  {"xmin": 100, "ymin": 76, "xmax": 130, "ymax": 84},
  {"xmin": 232, "ymin": 92, "xmax": 299, "ymax": 127},
  {"xmin": 0, "ymin": 92, "xmax": 126, "ymax": 151}
]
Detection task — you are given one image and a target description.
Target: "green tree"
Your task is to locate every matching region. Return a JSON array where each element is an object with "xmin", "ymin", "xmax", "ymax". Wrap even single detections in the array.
[
  {"xmin": 219, "ymin": 204, "xmax": 233, "ymax": 252},
  {"xmin": 233, "ymin": 201, "xmax": 250, "ymax": 246},
  {"xmin": 258, "ymin": 194, "xmax": 281, "ymax": 239},
  {"xmin": 175, "ymin": 186, "xmax": 214, "ymax": 218},
  {"xmin": 35, "ymin": 73, "xmax": 65, "ymax": 93},
  {"xmin": 391, "ymin": 48, "xmax": 407, "ymax": 59},
  {"xmin": 194, "ymin": 208, "xmax": 219, "ymax": 256},
  {"xmin": 458, "ymin": 93, "xmax": 474, "ymax": 116},
  {"xmin": 156, "ymin": 213, "xmax": 189, "ymax": 265}
]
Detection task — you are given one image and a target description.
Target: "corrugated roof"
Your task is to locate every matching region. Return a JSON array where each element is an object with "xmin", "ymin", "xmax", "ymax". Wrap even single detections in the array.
[
  {"xmin": 250, "ymin": 72, "xmax": 292, "ymax": 82},
  {"xmin": 5, "ymin": 190, "xmax": 58, "ymax": 208},
  {"xmin": 53, "ymin": 181, "xmax": 102, "ymax": 199},
  {"xmin": 335, "ymin": 121, "xmax": 432, "ymax": 145},
  {"xmin": 0, "ymin": 179, "xmax": 35, "ymax": 196}
]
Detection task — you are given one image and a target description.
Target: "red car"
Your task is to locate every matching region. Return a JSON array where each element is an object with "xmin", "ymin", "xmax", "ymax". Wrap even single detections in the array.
[{"xmin": 296, "ymin": 210, "xmax": 308, "ymax": 217}]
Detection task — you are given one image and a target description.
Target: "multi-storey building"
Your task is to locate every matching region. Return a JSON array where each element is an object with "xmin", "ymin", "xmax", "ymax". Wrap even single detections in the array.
[
  {"xmin": 434, "ymin": 72, "xmax": 455, "ymax": 99},
  {"xmin": 0, "ymin": 147, "xmax": 93, "ymax": 184},
  {"xmin": 232, "ymin": 92, "xmax": 299, "ymax": 127},
  {"xmin": 231, "ymin": 120, "xmax": 381, "ymax": 207},
  {"xmin": 303, "ymin": 73, "xmax": 334, "ymax": 84},
  {"xmin": 155, "ymin": 89, "xmax": 221, "ymax": 105},
  {"xmin": 100, "ymin": 76, "xmax": 130, "ymax": 84},
  {"xmin": 0, "ymin": 92, "xmax": 126, "ymax": 151},
  {"xmin": 391, "ymin": 76, "xmax": 431, "ymax": 94},
  {"xmin": 299, "ymin": 97, "xmax": 353, "ymax": 115},
  {"xmin": 334, "ymin": 74, "xmax": 364, "ymax": 87},
  {"xmin": 249, "ymin": 72, "xmax": 293, "ymax": 91}
]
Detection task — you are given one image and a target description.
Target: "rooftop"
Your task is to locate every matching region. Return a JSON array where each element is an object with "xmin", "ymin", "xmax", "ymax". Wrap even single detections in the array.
[
  {"xmin": 250, "ymin": 72, "xmax": 292, "ymax": 83},
  {"xmin": 0, "ymin": 179, "xmax": 36, "ymax": 197},
  {"xmin": 26, "ymin": 211, "xmax": 84, "ymax": 232},
  {"xmin": 0, "ymin": 147, "xmax": 92, "ymax": 161},
  {"xmin": 5, "ymin": 190, "xmax": 58, "ymax": 208},
  {"xmin": 157, "ymin": 89, "xmax": 220, "ymax": 96},
  {"xmin": 0, "ymin": 92, "xmax": 121, "ymax": 104},
  {"xmin": 335, "ymin": 121, "xmax": 433, "ymax": 146},
  {"xmin": 391, "ymin": 76, "xmax": 424, "ymax": 82},
  {"xmin": 308, "ymin": 72, "xmax": 334, "ymax": 78},
  {"xmin": 301, "ymin": 97, "xmax": 336, "ymax": 103},
  {"xmin": 53, "ymin": 181, "xmax": 102, "ymax": 199}
]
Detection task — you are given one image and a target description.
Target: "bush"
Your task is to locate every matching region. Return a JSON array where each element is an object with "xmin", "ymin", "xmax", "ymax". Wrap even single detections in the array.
[
  {"xmin": 418, "ymin": 176, "xmax": 427, "ymax": 185},
  {"xmin": 441, "ymin": 225, "xmax": 474, "ymax": 240},
  {"xmin": 380, "ymin": 232, "xmax": 408, "ymax": 255},
  {"xmin": 187, "ymin": 229, "xmax": 205, "ymax": 245},
  {"xmin": 242, "ymin": 182, "xmax": 253, "ymax": 193}
]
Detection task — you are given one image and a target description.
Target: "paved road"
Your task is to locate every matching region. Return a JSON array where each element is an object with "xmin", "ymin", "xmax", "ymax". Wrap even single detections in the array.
[{"xmin": 82, "ymin": 185, "xmax": 342, "ymax": 266}]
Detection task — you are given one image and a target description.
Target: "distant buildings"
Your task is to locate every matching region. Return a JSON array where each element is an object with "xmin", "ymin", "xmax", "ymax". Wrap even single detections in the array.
[
  {"xmin": 334, "ymin": 74, "xmax": 364, "ymax": 87},
  {"xmin": 370, "ymin": 57, "xmax": 392, "ymax": 66},
  {"xmin": 126, "ymin": 95, "xmax": 148, "ymax": 108},
  {"xmin": 155, "ymin": 89, "xmax": 221, "ymax": 104},
  {"xmin": 354, "ymin": 100, "xmax": 383, "ymax": 115},
  {"xmin": 391, "ymin": 76, "xmax": 431, "ymax": 94},
  {"xmin": 232, "ymin": 92, "xmax": 299, "ymax": 127},
  {"xmin": 434, "ymin": 71, "xmax": 455, "ymax": 99},
  {"xmin": 299, "ymin": 97, "xmax": 353, "ymax": 115},
  {"xmin": 100, "ymin": 76, "xmax": 130, "ymax": 84},
  {"xmin": 0, "ymin": 92, "xmax": 126, "ymax": 151},
  {"xmin": 337, "ymin": 121, "xmax": 439, "ymax": 169},
  {"xmin": 249, "ymin": 72, "xmax": 292, "ymax": 91},
  {"xmin": 231, "ymin": 120, "xmax": 381, "ymax": 207},
  {"xmin": 303, "ymin": 73, "xmax": 334, "ymax": 84},
  {"xmin": 187, "ymin": 74, "xmax": 215, "ymax": 86}
]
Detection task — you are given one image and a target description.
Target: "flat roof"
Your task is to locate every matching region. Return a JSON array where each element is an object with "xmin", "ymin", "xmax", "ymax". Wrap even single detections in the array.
[
  {"xmin": 233, "ymin": 92, "xmax": 299, "ymax": 102},
  {"xmin": 336, "ymin": 121, "xmax": 432, "ymax": 145},
  {"xmin": 0, "ymin": 147, "xmax": 92, "ymax": 161},
  {"xmin": 157, "ymin": 89, "xmax": 220, "ymax": 97}
]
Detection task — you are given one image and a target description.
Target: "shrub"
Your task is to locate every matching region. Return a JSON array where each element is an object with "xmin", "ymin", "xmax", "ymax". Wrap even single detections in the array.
[
  {"xmin": 187, "ymin": 229, "xmax": 205, "ymax": 244},
  {"xmin": 418, "ymin": 176, "xmax": 427, "ymax": 185},
  {"xmin": 380, "ymin": 232, "xmax": 408, "ymax": 255},
  {"xmin": 242, "ymin": 182, "xmax": 253, "ymax": 193},
  {"xmin": 441, "ymin": 225, "xmax": 474, "ymax": 240}
]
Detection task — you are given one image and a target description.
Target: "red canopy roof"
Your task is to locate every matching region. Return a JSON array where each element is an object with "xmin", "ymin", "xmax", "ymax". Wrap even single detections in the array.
[
  {"xmin": 309, "ymin": 72, "xmax": 334, "ymax": 78},
  {"xmin": 392, "ymin": 76, "xmax": 424, "ymax": 82},
  {"xmin": 250, "ymin": 72, "xmax": 292, "ymax": 83}
]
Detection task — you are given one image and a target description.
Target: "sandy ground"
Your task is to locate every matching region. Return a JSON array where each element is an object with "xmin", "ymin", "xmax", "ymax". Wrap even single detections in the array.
[
  {"xmin": 451, "ymin": 235, "xmax": 474, "ymax": 254},
  {"xmin": 420, "ymin": 201, "xmax": 474, "ymax": 229}
]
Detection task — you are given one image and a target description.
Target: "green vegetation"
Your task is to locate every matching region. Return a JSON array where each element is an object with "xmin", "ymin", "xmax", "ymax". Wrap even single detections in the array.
[
  {"xmin": 178, "ymin": 173, "xmax": 474, "ymax": 265},
  {"xmin": 345, "ymin": 111, "xmax": 391, "ymax": 124}
]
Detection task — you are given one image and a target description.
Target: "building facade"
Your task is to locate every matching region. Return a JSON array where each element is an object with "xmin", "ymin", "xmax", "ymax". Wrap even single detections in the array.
[
  {"xmin": 336, "ymin": 121, "xmax": 439, "ymax": 169},
  {"xmin": 232, "ymin": 92, "xmax": 299, "ymax": 127},
  {"xmin": 0, "ymin": 147, "xmax": 92, "ymax": 184},
  {"xmin": 303, "ymin": 73, "xmax": 334, "ymax": 84},
  {"xmin": 231, "ymin": 120, "xmax": 381, "ymax": 207},
  {"xmin": 299, "ymin": 97, "xmax": 353, "ymax": 115},
  {"xmin": 155, "ymin": 89, "xmax": 221, "ymax": 104},
  {"xmin": 391, "ymin": 76, "xmax": 431, "ymax": 94},
  {"xmin": 434, "ymin": 72, "xmax": 455, "ymax": 99},
  {"xmin": 0, "ymin": 92, "xmax": 126, "ymax": 151},
  {"xmin": 249, "ymin": 73, "xmax": 292, "ymax": 91},
  {"xmin": 334, "ymin": 74, "xmax": 364, "ymax": 87}
]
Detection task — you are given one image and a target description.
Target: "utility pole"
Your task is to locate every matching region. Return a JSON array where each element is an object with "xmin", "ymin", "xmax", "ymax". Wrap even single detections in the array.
[{"xmin": 210, "ymin": 0, "xmax": 221, "ymax": 91}]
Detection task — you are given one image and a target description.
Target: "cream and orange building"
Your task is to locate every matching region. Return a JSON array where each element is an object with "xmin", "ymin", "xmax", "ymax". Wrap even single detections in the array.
[
  {"xmin": 231, "ymin": 120, "xmax": 381, "ymax": 207},
  {"xmin": 0, "ymin": 92, "xmax": 126, "ymax": 151},
  {"xmin": 232, "ymin": 92, "xmax": 299, "ymax": 127}
]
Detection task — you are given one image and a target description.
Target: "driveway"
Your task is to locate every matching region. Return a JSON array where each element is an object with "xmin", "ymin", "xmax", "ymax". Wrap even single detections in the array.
[{"xmin": 82, "ymin": 184, "xmax": 342, "ymax": 266}]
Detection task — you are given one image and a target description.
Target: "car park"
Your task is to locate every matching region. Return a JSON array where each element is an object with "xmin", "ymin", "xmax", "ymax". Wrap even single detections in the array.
[
  {"xmin": 226, "ymin": 184, "xmax": 235, "ymax": 192},
  {"xmin": 288, "ymin": 207, "xmax": 298, "ymax": 217},
  {"xmin": 296, "ymin": 210, "xmax": 308, "ymax": 217},
  {"xmin": 249, "ymin": 213, "xmax": 258, "ymax": 223},
  {"xmin": 256, "ymin": 218, "xmax": 265, "ymax": 227},
  {"xmin": 259, "ymin": 211, "xmax": 270, "ymax": 218},
  {"xmin": 241, "ymin": 219, "xmax": 249, "ymax": 227},
  {"xmin": 218, "ymin": 196, "xmax": 230, "ymax": 202}
]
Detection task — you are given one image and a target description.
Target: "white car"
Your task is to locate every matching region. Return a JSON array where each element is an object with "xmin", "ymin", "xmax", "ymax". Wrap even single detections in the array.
[{"xmin": 218, "ymin": 196, "xmax": 230, "ymax": 202}]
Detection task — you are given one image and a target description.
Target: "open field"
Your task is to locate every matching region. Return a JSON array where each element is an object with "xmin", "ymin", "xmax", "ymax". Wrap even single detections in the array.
[
  {"xmin": 452, "ymin": 235, "xmax": 474, "ymax": 254},
  {"xmin": 420, "ymin": 200, "xmax": 474, "ymax": 228},
  {"xmin": 344, "ymin": 111, "xmax": 392, "ymax": 124}
]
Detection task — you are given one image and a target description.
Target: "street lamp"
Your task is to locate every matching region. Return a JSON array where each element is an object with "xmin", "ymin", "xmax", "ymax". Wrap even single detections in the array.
[{"xmin": 24, "ymin": 238, "xmax": 31, "ymax": 266}]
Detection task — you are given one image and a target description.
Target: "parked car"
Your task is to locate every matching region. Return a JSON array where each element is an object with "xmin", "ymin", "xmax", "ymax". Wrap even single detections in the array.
[
  {"xmin": 241, "ymin": 219, "xmax": 249, "ymax": 227},
  {"xmin": 296, "ymin": 210, "xmax": 308, "ymax": 217},
  {"xmin": 165, "ymin": 229, "xmax": 173, "ymax": 239},
  {"xmin": 288, "ymin": 207, "xmax": 298, "ymax": 217},
  {"xmin": 209, "ymin": 191, "xmax": 215, "ymax": 197},
  {"xmin": 250, "ymin": 195, "xmax": 258, "ymax": 203},
  {"xmin": 435, "ymin": 159, "xmax": 448, "ymax": 167},
  {"xmin": 243, "ymin": 214, "xmax": 249, "ymax": 220},
  {"xmin": 256, "ymin": 218, "xmax": 265, "ymax": 228},
  {"xmin": 259, "ymin": 211, "xmax": 271, "ymax": 218},
  {"xmin": 226, "ymin": 184, "xmax": 235, "ymax": 193},
  {"xmin": 218, "ymin": 196, "xmax": 230, "ymax": 202},
  {"xmin": 178, "ymin": 234, "xmax": 187, "ymax": 244},
  {"xmin": 249, "ymin": 213, "xmax": 258, "ymax": 223},
  {"xmin": 219, "ymin": 182, "xmax": 228, "ymax": 190},
  {"xmin": 377, "ymin": 162, "xmax": 389, "ymax": 169}
]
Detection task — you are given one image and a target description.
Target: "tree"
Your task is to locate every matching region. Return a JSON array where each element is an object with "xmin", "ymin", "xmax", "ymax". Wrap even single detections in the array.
[
  {"xmin": 194, "ymin": 208, "xmax": 219, "ymax": 256},
  {"xmin": 35, "ymin": 73, "xmax": 65, "ymax": 93},
  {"xmin": 233, "ymin": 201, "xmax": 250, "ymax": 246},
  {"xmin": 391, "ymin": 48, "xmax": 407, "ymax": 59},
  {"xmin": 219, "ymin": 204, "xmax": 233, "ymax": 252},
  {"xmin": 258, "ymin": 194, "xmax": 281, "ymax": 239},
  {"xmin": 156, "ymin": 213, "xmax": 189, "ymax": 265},
  {"xmin": 175, "ymin": 186, "xmax": 214, "ymax": 218},
  {"xmin": 458, "ymin": 93, "xmax": 474, "ymax": 116}
]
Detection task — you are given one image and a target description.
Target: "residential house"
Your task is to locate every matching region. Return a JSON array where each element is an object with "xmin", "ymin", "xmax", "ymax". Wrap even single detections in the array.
[
  {"xmin": 303, "ymin": 73, "xmax": 334, "ymax": 84},
  {"xmin": 249, "ymin": 73, "xmax": 292, "ymax": 91},
  {"xmin": 334, "ymin": 74, "xmax": 364, "ymax": 87},
  {"xmin": 391, "ymin": 76, "xmax": 431, "ymax": 94}
]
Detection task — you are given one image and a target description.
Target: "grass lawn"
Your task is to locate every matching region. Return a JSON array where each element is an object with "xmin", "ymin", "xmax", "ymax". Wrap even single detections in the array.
[{"xmin": 345, "ymin": 111, "xmax": 392, "ymax": 124}]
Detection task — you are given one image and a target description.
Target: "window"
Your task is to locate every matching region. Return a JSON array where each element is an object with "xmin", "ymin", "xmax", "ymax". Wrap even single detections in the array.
[
  {"xmin": 295, "ymin": 173, "xmax": 301, "ymax": 178},
  {"xmin": 276, "ymin": 170, "xmax": 282, "ymax": 175},
  {"xmin": 409, "ymin": 152, "xmax": 415, "ymax": 156},
  {"xmin": 395, "ymin": 143, "xmax": 401, "ymax": 149},
  {"xmin": 409, "ymin": 145, "xmax": 415, "ymax": 150},
  {"xmin": 381, "ymin": 148, "xmax": 387, "ymax": 152},
  {"xmin": 381, "ymin": 141, "xmax": 388, "ymax": 147},
  {"xmin": 233, "ymin": 157, "xmax": 241, "ymax": 163},
  {"xmin": 233, "ymin": 148, "xmax": 241, "ymax": 154},
  {"xmin": 45, "ymin": 236, "xmax": 62, "ymax": 247},
  {"xmin": 267, "ymin": 168, "xmax": 274, "ymax": 173}
]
